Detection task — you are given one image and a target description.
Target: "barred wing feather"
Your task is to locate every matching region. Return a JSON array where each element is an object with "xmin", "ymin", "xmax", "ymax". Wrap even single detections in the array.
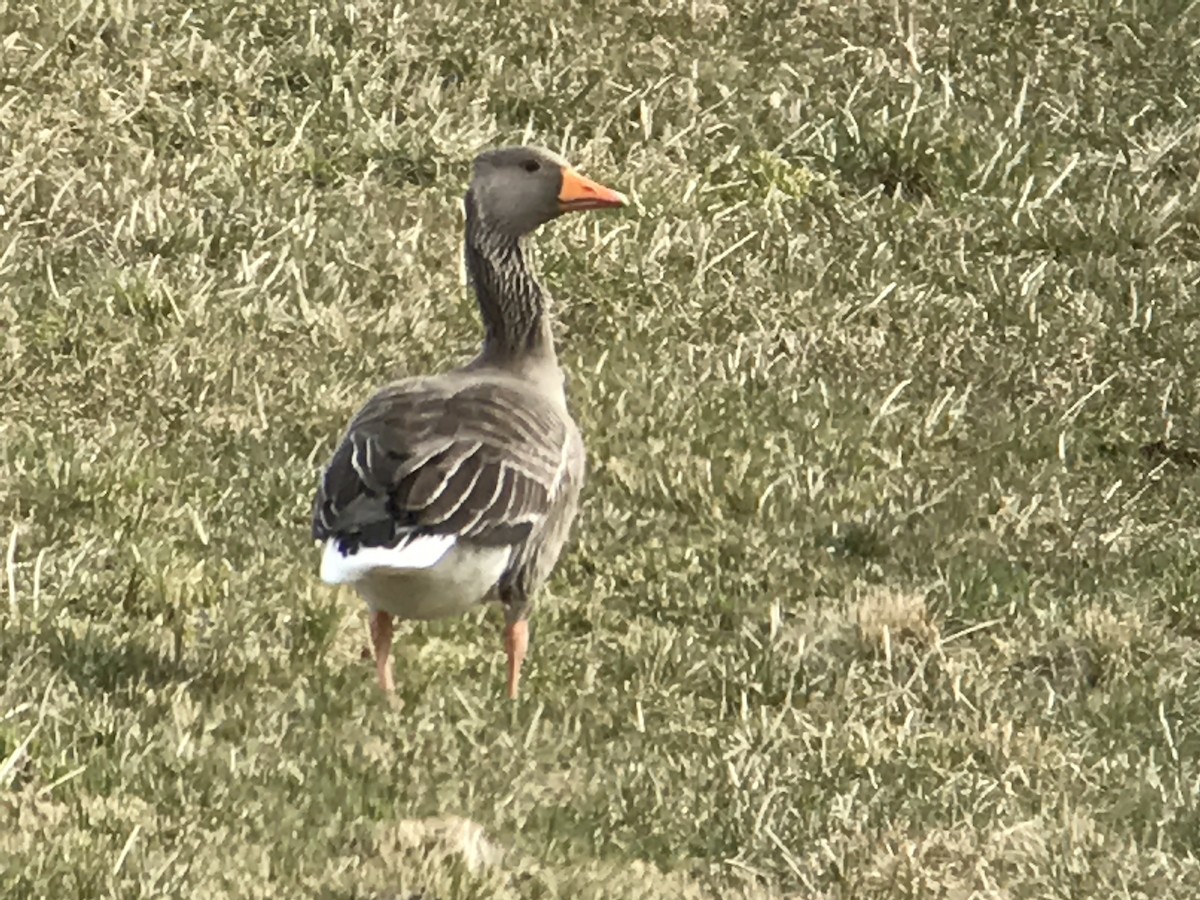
[{"xmin": 312, "ymin": 378, "xmax": 573, "ymax": 570}]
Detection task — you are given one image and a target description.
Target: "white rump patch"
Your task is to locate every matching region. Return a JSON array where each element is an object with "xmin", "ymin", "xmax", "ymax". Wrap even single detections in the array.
[{"xmin": 319, "ymin": 534, "xmax": 457, "ymax": 585}]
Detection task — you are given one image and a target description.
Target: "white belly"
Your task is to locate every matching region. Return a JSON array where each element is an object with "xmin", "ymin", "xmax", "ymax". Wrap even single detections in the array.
[{"xmin": 352, "ymin": 543, "xmax": 511, "ymax": 620}]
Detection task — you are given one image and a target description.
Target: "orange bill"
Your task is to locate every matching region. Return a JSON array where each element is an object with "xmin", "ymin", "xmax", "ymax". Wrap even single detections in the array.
[{"xmin": 558, "ymin": 167, "xmax": 628, "ymax": 211}]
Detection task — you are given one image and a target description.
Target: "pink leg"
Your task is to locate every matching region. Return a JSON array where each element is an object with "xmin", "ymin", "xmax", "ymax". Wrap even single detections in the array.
[
  {"xmin": 504, "ymin": 619, "xmax": 529, "ymax": 700},
  {"xmin": 369, "ymin": 610, "xmax": 395, "ymax": 693}
]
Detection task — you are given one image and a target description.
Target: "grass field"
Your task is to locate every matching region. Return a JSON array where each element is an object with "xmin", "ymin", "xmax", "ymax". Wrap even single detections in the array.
[{"xmin": 3, "ymin": 0, "xmax": 1200, "ymax": 896}]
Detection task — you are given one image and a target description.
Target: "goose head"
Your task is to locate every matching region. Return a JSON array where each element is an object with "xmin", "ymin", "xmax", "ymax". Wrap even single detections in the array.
[{"xmin": 468, "ymin": 146, "xmax": 628, "ymax": 238}]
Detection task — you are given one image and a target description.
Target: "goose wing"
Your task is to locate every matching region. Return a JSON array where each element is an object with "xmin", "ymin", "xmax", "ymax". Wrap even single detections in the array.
[{"xmin": 312, "ymin": 376, "xmax": 577, "ymax": 562}]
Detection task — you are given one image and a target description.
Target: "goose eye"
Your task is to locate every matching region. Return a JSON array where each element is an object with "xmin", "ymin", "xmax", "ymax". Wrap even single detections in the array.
[{"xmin": 522, "ymin": 160, "xmax": 540, "ymax": 173}]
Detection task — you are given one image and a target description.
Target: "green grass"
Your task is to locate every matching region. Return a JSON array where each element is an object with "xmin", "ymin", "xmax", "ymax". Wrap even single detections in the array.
[{"xmin": 3, "ymin": 0, "xmax": 1200, "ymax": 896}]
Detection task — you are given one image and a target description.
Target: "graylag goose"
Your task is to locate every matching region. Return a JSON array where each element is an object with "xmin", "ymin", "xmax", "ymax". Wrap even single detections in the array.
[{"xmin": 311, "ymin": 146, "xmax": 627, "ymax": 699}]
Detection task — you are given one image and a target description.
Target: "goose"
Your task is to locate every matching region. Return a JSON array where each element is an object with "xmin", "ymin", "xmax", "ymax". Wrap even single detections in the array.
[{"xmin": 311, "ymin": 146, "xmax": 627, "ymax": 699}]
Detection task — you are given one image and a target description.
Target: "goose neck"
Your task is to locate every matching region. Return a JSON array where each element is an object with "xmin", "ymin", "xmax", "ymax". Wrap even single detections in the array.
[{"xmin": 464, "ymin": 192, "xmax": 553, "ymax": 365}]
